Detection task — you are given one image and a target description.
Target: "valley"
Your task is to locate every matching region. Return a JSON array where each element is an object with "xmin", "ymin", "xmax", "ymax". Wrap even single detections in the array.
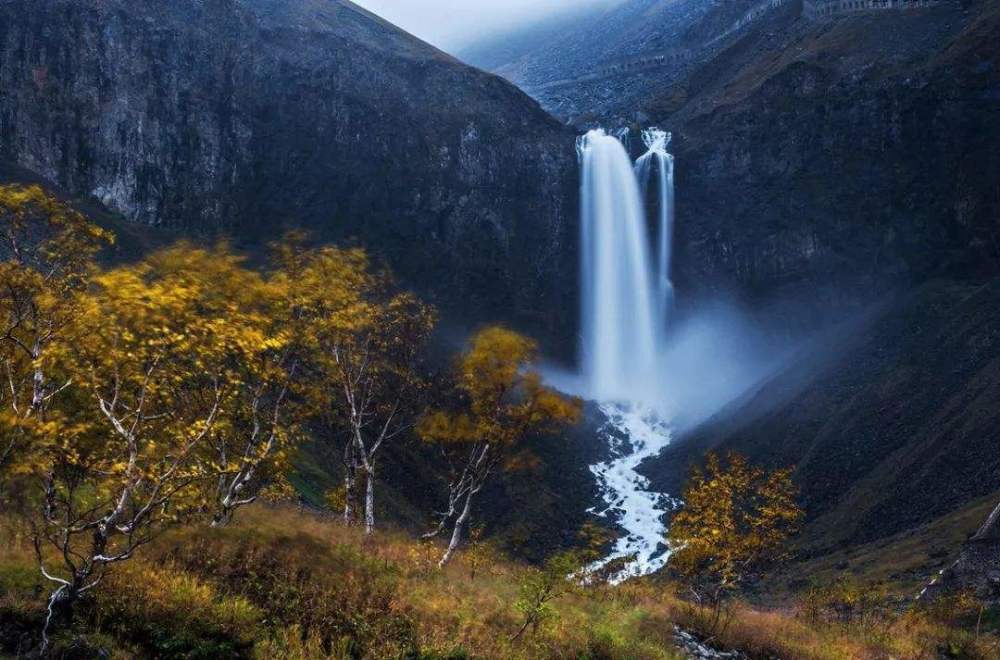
[{"xmin": 1, "ymin": 0, "xmax": 998, "ymax": 658}]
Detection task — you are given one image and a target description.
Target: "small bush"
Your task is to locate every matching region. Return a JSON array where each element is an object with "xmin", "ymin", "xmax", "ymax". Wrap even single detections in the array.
[
  {"xmin": 90, "ymin": 562, "xmax": 261, "ymax": 658},
  {"xmin": 160, "ymin": 526, "xmax": 420, "ymax": 658}
]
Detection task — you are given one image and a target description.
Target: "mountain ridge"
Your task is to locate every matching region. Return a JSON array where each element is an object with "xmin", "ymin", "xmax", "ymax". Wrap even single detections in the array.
[{"xmin": 0, "ymin": 0, "xmax": 580, "ymax": 346}]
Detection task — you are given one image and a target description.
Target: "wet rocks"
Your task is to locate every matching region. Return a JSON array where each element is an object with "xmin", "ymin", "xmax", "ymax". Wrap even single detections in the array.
[{"xmin": 673, "ymin": 626, "xmax": 747, "ymax": 660}]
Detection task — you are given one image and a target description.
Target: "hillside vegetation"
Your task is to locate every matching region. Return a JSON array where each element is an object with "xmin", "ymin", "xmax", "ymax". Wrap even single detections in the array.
[{"xmin": 2, "ymin": 505, "xmax": 998, "ymax": 659}]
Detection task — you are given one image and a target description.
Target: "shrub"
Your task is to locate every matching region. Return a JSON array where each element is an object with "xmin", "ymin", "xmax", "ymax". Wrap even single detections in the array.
[
  {"xmin": 160, "ymin": 527, "xmax": 420, "ymax": 657},
  {"xmin": 90, "ymin": 563, "xmax": 261, "ymax": 658}
]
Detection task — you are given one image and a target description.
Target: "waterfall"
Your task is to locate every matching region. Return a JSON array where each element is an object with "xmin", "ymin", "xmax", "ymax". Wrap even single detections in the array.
[
  {"xmin": 635, "ymin": 128, "xmax": 676, "ymax": 324},
  {"xmin": 576, "ymin": 128, "xmax": 679, "ymax": 582},
  {"xmin": 577, "ymin": 129, "xmax": 664, "ymax": 403}
]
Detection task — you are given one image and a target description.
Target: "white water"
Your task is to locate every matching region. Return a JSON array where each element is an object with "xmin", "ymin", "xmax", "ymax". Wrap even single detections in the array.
[
  {"xmin": 577, "ymin": 129, "xmax": 664, "ymax": 403},
  {"xmin": 576, "ymin": 128, "xmax": 679, "ymax": 582},
  {"xmin": 635, "ymin": 128, "xmax": 676, "ymax": 324},
  {"xmin": 587, "ymin": 403, "xmax": 682, "ymax": 582}
]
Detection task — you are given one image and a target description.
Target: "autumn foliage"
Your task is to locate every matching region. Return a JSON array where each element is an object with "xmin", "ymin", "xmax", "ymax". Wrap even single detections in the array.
[
  {"xmin": 0, "ymin": 186, "xmax": 444, "ymax": 644},
  {"xmin": 418, "ymin": 327, "xmax": 582, "ymax": 565},
  {"xmin": 669, "ymin": 452, "xmax": 804, "ymax": 599}
]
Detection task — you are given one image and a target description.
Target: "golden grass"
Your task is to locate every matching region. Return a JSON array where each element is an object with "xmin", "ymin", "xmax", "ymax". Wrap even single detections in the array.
[{"xmin": 2, "ymin": 505, "xmax": 996, "ymax": 659}]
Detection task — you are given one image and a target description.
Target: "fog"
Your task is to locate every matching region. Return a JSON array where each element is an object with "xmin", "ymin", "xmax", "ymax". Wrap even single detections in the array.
[
  {"xmin": 541, "ymin": 300, "xmax": 800, "ymax": 434},
  {"xmin": 352, "ymin": 0, "xmax": 621, "ymax": 51}
]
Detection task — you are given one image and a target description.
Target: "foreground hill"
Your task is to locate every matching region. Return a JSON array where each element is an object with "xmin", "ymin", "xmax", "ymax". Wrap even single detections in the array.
[
  {"xmin": 0, "ymin": 0, "xmax": 579, "ymax": 342},
  {"xmin": 2, "ymin": 506, "xmax": 994, "ymax": 658}
]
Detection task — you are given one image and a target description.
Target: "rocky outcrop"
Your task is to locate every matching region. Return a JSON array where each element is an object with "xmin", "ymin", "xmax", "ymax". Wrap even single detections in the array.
[
  {"xmin": 0, "ymin": 0, "xmax": 580, "ymax": 343},
  {"xmin": 922, "ymin": 502, "xmax": 1000, "ymax": 603}
]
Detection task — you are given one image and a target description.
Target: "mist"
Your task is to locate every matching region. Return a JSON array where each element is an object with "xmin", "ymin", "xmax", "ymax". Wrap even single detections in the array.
[
  {"xmin": 352, "ymin": 0, "xmax": 622, "ymax": 51},
  {"xmin": 541, "ymin": 300, "xmax": 799, "ymax": 434}
]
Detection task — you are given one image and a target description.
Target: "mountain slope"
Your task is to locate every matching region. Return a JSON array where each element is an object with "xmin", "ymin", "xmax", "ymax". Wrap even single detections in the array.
[
  {"xmin": 485, "ymin": 0, "xmax": 797, "ymax": 122},
  {"xmin": 0, "ymin": 0, "xmax": 579, "ymax": 342},
  {"xmin": 665, "ymin": 2, "xmax": 1000, "ymax": 315},
  {"xmin": 648, "ymin": 278, "xmax": 1000, "ymax": 557},
  {"xmin": 480, "ymin": 0, "xmax": 1000, "ymax": 563},
  {"xmin": 639, "ymin": 1, "xmax": 1000, "ymax": 560}
]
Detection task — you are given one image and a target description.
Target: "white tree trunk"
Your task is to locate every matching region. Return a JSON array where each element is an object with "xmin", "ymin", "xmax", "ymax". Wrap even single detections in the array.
[
  {"xmin": 343, "ymin": 463, "xmax": 355, "ymax": 525},
  {"xmin": 364, "ymin": 466, "xmax": 375, "ymax": 535},
  {"xmin": 439, "ymin": 488, "xmax": 474, "ymax": 567}
]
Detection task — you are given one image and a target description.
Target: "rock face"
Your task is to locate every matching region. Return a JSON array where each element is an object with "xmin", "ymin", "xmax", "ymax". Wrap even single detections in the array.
[
  {"xmin": 665, "ymin": 1, "xmax": 1000, "ymax": 322},
  {"xmin": 0, "ymin": 0, "xmax": 579, "ymax": 342},
  {"xmin": 923, "ymin": 502, "xmax": 1000, "ymax": 603},
  {"xmin": 482, "ymin": 0, "xmax": 1000, "ymax": 329}
]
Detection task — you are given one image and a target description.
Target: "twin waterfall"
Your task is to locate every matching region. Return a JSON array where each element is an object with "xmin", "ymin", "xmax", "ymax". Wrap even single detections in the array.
[
  {"xmin": 576, "ymin": 128, "xmax": 678, "ymax": 582},
  {"xmin": 578, "ymin": 128, "xmax": 675, "ymax": 402},
  {"xmin": 636, "ymin": 128, "xmax": 676, "ymax": 326}
]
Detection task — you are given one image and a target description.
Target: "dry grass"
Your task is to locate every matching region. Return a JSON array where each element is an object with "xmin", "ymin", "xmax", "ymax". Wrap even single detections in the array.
[{"xmin": 1, "ymin": 505, "xmax": 996, "ymax": 659}]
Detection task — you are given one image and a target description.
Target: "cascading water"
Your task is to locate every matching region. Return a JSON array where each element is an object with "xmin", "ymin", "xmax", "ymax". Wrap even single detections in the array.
[
  {"xmin": 577, "ymin": 129, "xmax": 664, "ymax": 403},
  {"xmin": 576, "ymin": 128, "xmax": 679, "ymax": 583},
  {"xmin": 635, "ymin": 129, "xmax": 676, "ymax": 324}
]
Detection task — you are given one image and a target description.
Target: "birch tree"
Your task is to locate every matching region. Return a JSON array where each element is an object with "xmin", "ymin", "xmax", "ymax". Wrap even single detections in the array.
[
  {"xmin": 418, "ymin": 327, "xmax": 581, "ymax": 566},
  {"xmin": 668, "ymin": 452, "xmax": 803, "ymax": 633},
  {"xmin": 33, "ymin": 253, "xmax": 222, "ymax": 645},
  {"xmin": 0, "ymin": 185, "xmax": 112, "ymax": 493},
  {"xmin": 162, "ymin": 246, "xmax": 303, "ymax": 527},
  {"xmin": 30, "ymin": 243, "xmax": 302, "ymax": 645},
  {"xmin": 288, "ymin": 245, "xmax": 435, "ymax": 533},
  {"xmin": 325, "ymin": 292, "xmax": 433, "ymax": 534}
]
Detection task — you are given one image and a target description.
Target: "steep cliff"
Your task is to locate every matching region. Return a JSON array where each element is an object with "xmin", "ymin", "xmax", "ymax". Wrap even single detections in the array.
[
  {"xmin": 481, "ymin": 1, "xmax": 999, "ymax": 326},
  {"xmin": 0, "ymin": 0, "xmax": 580, "ymax": 342},
  {"xmin": 665, "ymin": 1, "xmax": 1000, "ymax": 322}
]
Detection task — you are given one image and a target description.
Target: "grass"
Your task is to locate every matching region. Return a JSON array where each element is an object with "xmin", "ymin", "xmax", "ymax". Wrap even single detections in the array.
[
  {"xmin": 1, "ymin": 505, "xmax": 996, "ymax": 659},
  {"xmin": 770, "ymin": 492, "xmax": 1000, "ymax": 601}
]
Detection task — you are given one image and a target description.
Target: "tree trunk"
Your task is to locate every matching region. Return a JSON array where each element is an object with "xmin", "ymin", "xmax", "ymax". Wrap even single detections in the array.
[
  {"xmin": 972, "ymin": 500, "xmax": 1000, "ymax": 541},
  {"xmin": 439, "ymin": 488, "xmax": 474, "ymax": 567},
  {"xmin": 343, "ymin": 443, "xmax": 356, "ymax": 525},
  {"xmin": 41, "ymin": 583, "xmax": 74, "ymax": 651},
  {"xmin": 364, "ymin": 466, "xmax": 375, "ymax": 535}
]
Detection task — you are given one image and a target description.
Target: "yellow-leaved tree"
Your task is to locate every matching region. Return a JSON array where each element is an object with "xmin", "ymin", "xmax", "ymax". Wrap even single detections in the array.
[
  {"xmin": 0, "ymin": 185, "xmax": 113, "ymax": 497},
  {"xmin": 283, "ymin": 242, "xmax": 436, "ymax": 534},
  {"xmin": 31, "ymin": 243, "xmax": 301, "ymax": 645},
  {"xmin": 418, "ymin": 327, "xmax": 581, "ymax": 566},
  {"xmin": 668, "ymin": 452, "xmax": 803, "ymax": 631}
]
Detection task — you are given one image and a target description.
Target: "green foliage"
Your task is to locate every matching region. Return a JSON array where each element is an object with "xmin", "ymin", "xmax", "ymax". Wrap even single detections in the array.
[
  {"xmin": 511, "ymin": 550, "xmax": 583, "ymax": 641},
  {"xmin": 164, "ymin": 525, "xmax": 421, "ymax": 658}
]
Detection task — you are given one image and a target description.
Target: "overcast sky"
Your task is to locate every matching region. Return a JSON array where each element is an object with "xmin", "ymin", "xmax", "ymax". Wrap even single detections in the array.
[{"xmin": 352, "ymin": 0, "xmax": 618, "ymax": 52}]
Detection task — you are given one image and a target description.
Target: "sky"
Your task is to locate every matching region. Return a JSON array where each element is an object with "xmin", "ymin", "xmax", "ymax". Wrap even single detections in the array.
[{"xmin": 352, "ymin": 0, "xmax": 619, "ymax": 52}]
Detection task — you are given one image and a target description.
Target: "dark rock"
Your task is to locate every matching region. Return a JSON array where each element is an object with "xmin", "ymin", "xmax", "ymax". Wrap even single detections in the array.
[{"xmin": 0, "ymin": 0, "xmax": 581, "ymax": 347}]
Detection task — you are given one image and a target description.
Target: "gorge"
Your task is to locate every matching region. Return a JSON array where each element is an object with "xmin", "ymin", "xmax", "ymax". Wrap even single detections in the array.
[{"xmin": 1, "ymin": 3, "xmax": 999, "ymax": 653}]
